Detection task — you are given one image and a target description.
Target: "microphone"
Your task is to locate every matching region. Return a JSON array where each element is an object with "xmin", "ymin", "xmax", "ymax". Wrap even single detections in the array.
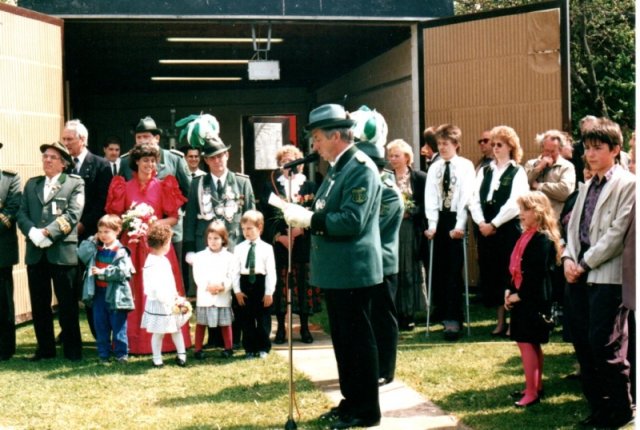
[{"xmin": 281, "ymin": 152, "xmax": 319, "ymax": 170}]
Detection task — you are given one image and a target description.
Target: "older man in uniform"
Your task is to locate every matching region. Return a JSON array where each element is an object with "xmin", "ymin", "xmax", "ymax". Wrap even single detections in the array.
[
  {"xmin": 17, "ymin": 142, "xmax": 84, "ymax": 361},
  {"xmin": 0, "ymin": 142, "xmax": 21, "ymax": 360},
  {"xmin": 284, "ymin": 104, "xmax": 383, "ymax": 429}
]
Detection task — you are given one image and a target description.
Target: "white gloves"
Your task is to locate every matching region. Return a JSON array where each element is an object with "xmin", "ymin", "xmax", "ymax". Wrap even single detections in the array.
[
  {"xmin": 185, "ymin": 252, "xmax": 195, "ymax": 266},
  {"xmin": 39, "ymin": 238, "xmax": 53, "ymax": 248},
  {"xmin": 28, "ymin": 227, "xmax": 48, "ymax": 247},
  {"xmin": 283, "ymin": 203, "xmax": 313, "ymax": 229}
]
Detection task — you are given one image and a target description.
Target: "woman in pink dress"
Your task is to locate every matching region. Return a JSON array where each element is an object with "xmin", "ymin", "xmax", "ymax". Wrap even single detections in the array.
[{"xmin": 105, "ymin": 143, "xmax": 191, "ymax": 354}]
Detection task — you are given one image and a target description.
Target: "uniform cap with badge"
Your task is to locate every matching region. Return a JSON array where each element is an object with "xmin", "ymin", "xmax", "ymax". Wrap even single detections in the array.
[
  {"xmin": 40, "ymin": 141, "xmax": 75, "ymax": 169},
  {"xmin": 350, "ymin": 105, "xmax": 388, "ymax": 168}
]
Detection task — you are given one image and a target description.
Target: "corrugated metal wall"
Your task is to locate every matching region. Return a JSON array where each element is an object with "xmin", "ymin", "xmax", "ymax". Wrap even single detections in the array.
[
  {"xmin": 0, "ymin": 4, "xmax": 64, "ymax": 322},
  {"xmin": 423, "ymin": 8, "xmax": 562, "ymax": 284}
]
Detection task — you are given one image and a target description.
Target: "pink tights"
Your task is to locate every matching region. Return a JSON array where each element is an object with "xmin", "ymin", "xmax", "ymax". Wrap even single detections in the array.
[{"xmin": 517, "ymin": 342, "xmax": 543, "ymax": 404}]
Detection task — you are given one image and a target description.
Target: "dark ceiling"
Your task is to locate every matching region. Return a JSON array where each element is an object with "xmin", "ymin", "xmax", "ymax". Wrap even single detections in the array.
[{"xmin": 63, "ymin": 20, "xmax": 412, "ymax": 95}]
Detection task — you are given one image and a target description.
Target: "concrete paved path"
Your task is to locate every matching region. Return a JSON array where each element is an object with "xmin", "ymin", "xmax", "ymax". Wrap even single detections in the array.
[{"xmin": 272, "ymin": 319, "xmax": 465, "ymax": 429}]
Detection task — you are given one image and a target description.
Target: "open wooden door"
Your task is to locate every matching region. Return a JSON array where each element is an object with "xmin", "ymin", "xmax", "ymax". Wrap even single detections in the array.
[
  {"xmin": 0, "ymin": 3, "xmax": 64, "ymax": 322},
  {"xmin": 419, "ymin": 0, "xmax": 569, "ymax": 285}
]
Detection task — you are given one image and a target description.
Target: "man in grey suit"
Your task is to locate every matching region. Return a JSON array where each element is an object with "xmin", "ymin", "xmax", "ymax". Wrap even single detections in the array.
[
  {"xmin": 17, "ymin": 141, "xmax": 85, "ymax": 361},
  {"xmin": 0, "ymin": 142, "xmax": 21, "ymax": 360},
  {"xmin": 284, "ymin": 104, "xmax": 383, "ymax": 429}
]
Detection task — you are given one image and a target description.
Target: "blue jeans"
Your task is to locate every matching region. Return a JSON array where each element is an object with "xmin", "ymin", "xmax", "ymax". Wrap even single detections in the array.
[{"xmin": 93, "ymin": 287, "xmax": 128, "ymax": 359}]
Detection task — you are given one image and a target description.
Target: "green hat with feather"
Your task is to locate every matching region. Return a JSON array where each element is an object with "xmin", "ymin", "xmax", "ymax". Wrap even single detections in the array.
[{"xmin": 175, "ymin": 113, "xmax": 221, "ymax": 149}]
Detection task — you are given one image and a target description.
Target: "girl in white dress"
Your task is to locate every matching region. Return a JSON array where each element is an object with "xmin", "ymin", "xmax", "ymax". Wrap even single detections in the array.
[
  {"xmin": 141, "ymin": 224, "xmax": 191, "ymax": 367},
  {"xmin": 192, "ymin": 221, "xmax": 236, "ymax": 359}
]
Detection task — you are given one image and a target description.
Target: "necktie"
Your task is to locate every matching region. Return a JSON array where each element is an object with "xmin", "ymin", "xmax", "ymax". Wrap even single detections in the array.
[
  {"xmin": 246, "ymin": 242, "xmax": 256, "ymax": 283},
  {"xmin": 216, "ymin": 179, "xmax": 224, "ymax": 199},
  {"xmin": 45, "ymin": 179, "xmax": 54, "ymax": 200},
  {"xmin": 112, "ymin": 162, "xmax": 117, "ymax": 176},
  {"xmin": 442, "ymin": 161, "xmax": 451, "ymax": 210},
  {"xmin": 73, "ymin": 157, "xmax": 80, "ymax": 174}
]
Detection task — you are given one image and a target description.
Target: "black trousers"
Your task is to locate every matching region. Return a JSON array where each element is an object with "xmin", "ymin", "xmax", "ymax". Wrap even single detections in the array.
[
  {"xmin": 237, "ymin": 275, "xmax": 272, "ymax": 354},
  {"xmin": 565, "ymin": 280, "xmax": 631, "ymax": 415},
  {"xmin": 325, "ymin": 286, "xmax": 381, "ymax": 422},
  {"xmin": 371, "ymin": 274, "xmax": 398, "ymax": 381},
  {"xmin": 431, "ymin": 211, "xmax": 464, "ymax": 324},
  {"xmin": 27, "ymin": 257, "xmax": 82, "ymax": 360},
  {"xmin": 0, "ymin": 266, "xmax": 16, "ymax": 359}
]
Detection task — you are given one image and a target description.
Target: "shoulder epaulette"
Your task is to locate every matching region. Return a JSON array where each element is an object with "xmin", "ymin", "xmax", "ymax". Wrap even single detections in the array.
[
  {"xmin": 235, "ymin": 172, "xmax": 250, "ymax": 178},
  {"xmin": 382, "ymin": 175, "xmax": 395, "ymax": 188},
  {"xmin": 169, "ymin": 148, "xmax": 184, "ymax": 157},
  {"xmin": 355, "ymin": 152, "xmax": 368, "ymax": 163},
  {"xmin": 1, "ymin": 169, "xmax": 18, "ymax": 176},
  {"xmin": 69, "ymin": 173, "xmax": 82, "ymax": 179}
]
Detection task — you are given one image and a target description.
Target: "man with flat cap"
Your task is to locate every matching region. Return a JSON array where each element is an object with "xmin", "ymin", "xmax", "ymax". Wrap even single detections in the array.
[
  {"xmin": 0, "ymin": 142, "xmax": 21, "ymax": 360},
  {"xmin": 17, "ymin": 142, "xmax": 84, "ymax": 361},
  {"xmin": 284, "ymin": 104, "xmax": 383, "ymax": 429},
  {"xmin": 183, "ymin": 126, "xmax": 256, "ymax": 351}
]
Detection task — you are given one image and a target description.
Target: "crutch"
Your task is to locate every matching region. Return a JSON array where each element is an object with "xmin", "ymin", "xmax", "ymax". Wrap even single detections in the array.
[
  {"xmin": 462, "ymin": 232, "xmax": 471, "ymax": 336},
  {"xmin": 425, "ymin": 238, "xmax": 434, "ymax": 337}
]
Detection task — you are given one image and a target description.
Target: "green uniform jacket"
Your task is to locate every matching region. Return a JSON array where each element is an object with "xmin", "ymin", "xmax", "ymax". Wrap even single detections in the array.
[
  {"xmin": 0, "ymin": 170, "xmax": 21, "ymax": 267},
  {"xmin": 183, "ymin": 171, "xmax": 255, "ymax": 252},
  {"xmin": 379, "ymin": 171, "xmax": 404, "ymax": 276},
  {"xmin": 17, "ymin": 173, "xmax": 85, "ymax": 266},
  {"xmin": 309, "ymin": 146, "xmax": 383, "ymax": 289}
]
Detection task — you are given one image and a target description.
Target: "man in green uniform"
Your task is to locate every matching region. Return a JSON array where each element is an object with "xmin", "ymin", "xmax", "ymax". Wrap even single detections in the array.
[
  {"xmin": 17, "ymin": 141, "xmax": 85, "ymax": 361},
  {"xmin": 284, "ymin": 104, "xmax": 383, "ymax": 429},
  {"xmin": 0, "ymin": 142, "xmax": 21, "ymax": 360}
]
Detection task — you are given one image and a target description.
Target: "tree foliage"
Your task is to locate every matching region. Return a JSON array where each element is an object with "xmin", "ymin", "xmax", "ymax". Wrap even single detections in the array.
[{"xmin": 455, "ymin": 0, "xmax": 636, "ymax": 134}]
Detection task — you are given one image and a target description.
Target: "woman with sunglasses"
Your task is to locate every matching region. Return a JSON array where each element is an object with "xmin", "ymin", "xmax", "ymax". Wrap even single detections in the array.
[{"xmin": 469, "ymin": 126, "xmax": 529, "ymax": 336}]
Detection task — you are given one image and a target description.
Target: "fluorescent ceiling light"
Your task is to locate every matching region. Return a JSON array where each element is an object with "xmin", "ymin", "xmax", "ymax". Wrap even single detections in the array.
[
  {"xmin": 159, "ymin": 59, "xmax": 250, "ymax": 65},
  {"xmin": 151, "ymin": 76, "xmax": 243, "ymax": 81},
  {"xmin": 167, "ymin": 37, "xmax": 283, "ymax": 43}
]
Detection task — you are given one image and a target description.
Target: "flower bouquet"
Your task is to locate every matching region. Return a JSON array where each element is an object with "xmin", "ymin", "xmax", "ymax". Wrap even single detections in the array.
[
  {"xmin": 121, "ymin": 202, "xmax": 157, "ymax": 242},
  {"xmin": 402, "ymin": 191, "xmax": 418, "ymax": 216},
  {"xmin": 172, "ymin": 296, "xmax": 192, "ymax": 327}
]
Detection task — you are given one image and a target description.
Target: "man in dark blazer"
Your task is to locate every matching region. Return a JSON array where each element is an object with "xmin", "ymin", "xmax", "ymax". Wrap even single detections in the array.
[
  {"xmin": 61, "ymin": 119, "xmax": 112, "ymax": 241},
  {"xmin": 0, "ymin": 142, "xmax": 21, "ymax": 360},
  {"xmin": 284, "ymin": 104, "xmax": 383, "ymax": 429},
  {"xmin": 17, "ymin": 141, "xmax": 84, "ymax": 361},
  {"xmin": 62, "ymin": 119, "xmax": 112, "ymax": 339}
]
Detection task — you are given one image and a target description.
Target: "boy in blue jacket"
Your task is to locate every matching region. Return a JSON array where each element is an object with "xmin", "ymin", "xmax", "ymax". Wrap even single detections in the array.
[{"xmin": 78, "ymin": 214, "xmax": 134, "ymax": 363}]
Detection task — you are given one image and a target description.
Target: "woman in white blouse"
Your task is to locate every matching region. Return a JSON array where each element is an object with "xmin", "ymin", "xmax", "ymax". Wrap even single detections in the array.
[{"xmin": 469, "ymin": 126, "xmax": 529, "ymax": 336}]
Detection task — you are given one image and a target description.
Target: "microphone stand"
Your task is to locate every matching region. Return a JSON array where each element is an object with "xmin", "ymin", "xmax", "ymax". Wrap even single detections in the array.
[{"xmin": 284, "ymin": 168, "xmax": 297, "ymax": 430}]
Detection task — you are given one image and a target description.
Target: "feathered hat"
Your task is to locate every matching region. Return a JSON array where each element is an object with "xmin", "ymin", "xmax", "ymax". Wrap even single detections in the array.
[
  {"xmin": 175, "ymin": 113, "xmax": 221, "ymax": 149},
  {"xmin": 350, "ymin": 105, "xmax": 388, "ymax": 166}
]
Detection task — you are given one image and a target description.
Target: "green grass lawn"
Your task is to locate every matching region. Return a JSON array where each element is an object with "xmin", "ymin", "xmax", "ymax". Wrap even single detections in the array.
[{"xmin": 1, "ymin": 301, "xmax": 633, "ymax": 429}]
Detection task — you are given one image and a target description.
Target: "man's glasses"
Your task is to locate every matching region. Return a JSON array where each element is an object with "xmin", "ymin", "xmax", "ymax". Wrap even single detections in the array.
[{"xmin": 477, "ymin": 138, "xmax": 490, "ymax": 145}]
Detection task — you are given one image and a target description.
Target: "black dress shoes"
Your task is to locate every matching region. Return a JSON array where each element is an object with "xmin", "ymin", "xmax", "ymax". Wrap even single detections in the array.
[
  {"xmin": 274, "ymin": 328, "xmax": 286, "ymax": 344},
  {"xmin": 175, "ymin": 357, "xmax": 187, "ymax": 367},
  {"xmin": 378, "ymin": 377, "xmax": 393, "ymax": 386},
  {"xmin": 330, "ymin": 415, "xmax": 380, "ymax": 429},
  {"xmin": 510, "ymin": 389, "xmax": 545, "ymax": 399},
  {"xmin": 300, "ymin": 329, "xmax": 314, "ymax": 344}
]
